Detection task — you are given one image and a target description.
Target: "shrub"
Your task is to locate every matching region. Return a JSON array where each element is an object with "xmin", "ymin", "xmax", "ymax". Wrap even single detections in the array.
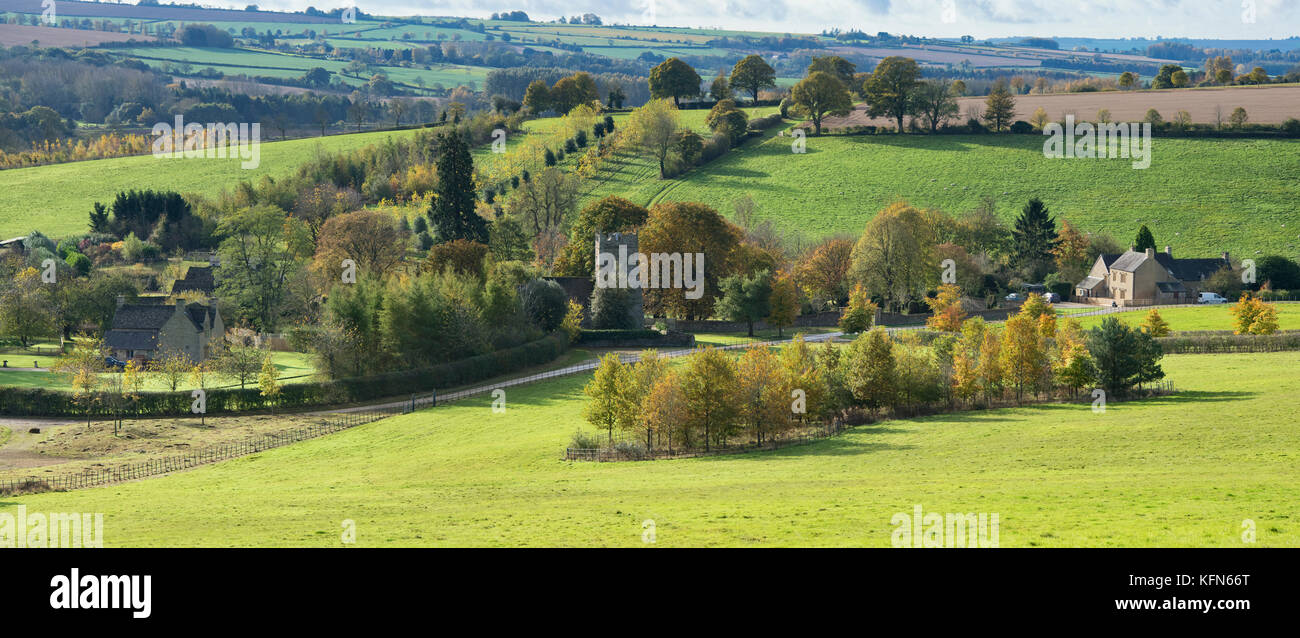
[
  {"xmin": 520, "ymin": 279, "xmax": 567, "ymax": 332},
  {"xmin": 1009, "ymin": 120, "xmax": 1035, "ymax": 134},
  {"xmin": 0, "ymin": 333, "xmax": 569, "ymax": 417},
  {"xmin": 569, "ymin": 430, "xmax": 603, "ymax": 449},
  {"xmin": 590, "ymin": 286, "xmax": 637, "ymax": 329}
]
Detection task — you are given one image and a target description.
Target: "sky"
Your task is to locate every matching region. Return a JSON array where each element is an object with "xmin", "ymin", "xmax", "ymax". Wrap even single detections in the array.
[{"xmin": 217, "ymin": 1, "xmax": 1300, "ymax": 40}]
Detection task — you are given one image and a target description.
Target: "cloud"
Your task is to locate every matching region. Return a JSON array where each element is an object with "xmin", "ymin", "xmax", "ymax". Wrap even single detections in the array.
[{"xmin": 221, "ymin": 0, "xmax": 1300, "ymax": 38}]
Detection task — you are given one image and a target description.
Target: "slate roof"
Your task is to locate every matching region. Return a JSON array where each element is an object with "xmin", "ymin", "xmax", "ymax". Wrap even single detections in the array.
[
  {"xmin": 171, "ymin": 265, "xmax": 216, "ymax": 294},
  {"xmin": 104, "ymin": 329, "xmax": 159, "ymax": 351},
  {"xmin": 1107, "ymin": 250, "xmax": 1227, "ymax": 281},
  {"xmin": 1153, "ymin": 253, "xmax": 1225, "ymax": 281},
  {"xmin": 1156, "ymin": 281, "xmax": 1188, "ymax": 293},
  {"xmin": 1109, "ymin": 251, "xmax": 1149, "ymax": 272},
  {"xmin": 185, "ymin": 305, "xmax": 218, "ymax": 331},
  {"xmin": 1077, "ymin": 276, "xmax": 1104, "ymax": 290},
  {"xmin": 109, "ymin": 304, "xmax": 176, "ymax": 331}
]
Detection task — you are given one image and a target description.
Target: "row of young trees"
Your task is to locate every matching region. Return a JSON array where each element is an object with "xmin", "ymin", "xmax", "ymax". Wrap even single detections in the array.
[
  {"xmin": 49, "ymin": 338, "xmax": 282, "ymax": 432},
  {"xmin": 581, "ymin": 295, "xmax": 1168, "ymax": 456}
]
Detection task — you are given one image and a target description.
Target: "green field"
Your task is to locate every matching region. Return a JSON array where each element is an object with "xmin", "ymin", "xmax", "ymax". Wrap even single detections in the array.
[
  {"xmin": 0, "ymin": 351, "xmax": 316, "ymax": 391},
  {"xmin": 1071, "ymin": 303, "xmax": 1300, "ymax": 331},
  {"xmin": 109, "ymin": 46, "xmax": 491, "ymax": 91},
  {"xmin": 3, "ymin": 351, "xmax": 1296, "ymax": 547},
  {"xmin": 0, "ymin": 128, "xmax": 426, "ymax": 240},
  {"xmin": 585, "ymin": 131, "xmax": 1300, "ymax": 260}
]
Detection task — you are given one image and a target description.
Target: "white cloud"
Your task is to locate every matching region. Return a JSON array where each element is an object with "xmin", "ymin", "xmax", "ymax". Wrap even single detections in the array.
[{"xmin": 227, "ymin": 0, "xmax": 1300, "ymax": 38}]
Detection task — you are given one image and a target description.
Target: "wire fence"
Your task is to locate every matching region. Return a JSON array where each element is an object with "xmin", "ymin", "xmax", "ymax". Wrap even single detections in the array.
[
  {"xmin": 0, "ymin": 332, "xmax": 847, "ymax": 495},
  {"xmin": 0, "ymin": 395, "xmax": 436, "ymax": 496}
]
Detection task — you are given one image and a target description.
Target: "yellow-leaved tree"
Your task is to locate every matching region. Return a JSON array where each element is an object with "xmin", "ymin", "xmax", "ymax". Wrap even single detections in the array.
[{"xmin": 925, "ymin": 283, "xmax": 966, "ymax": 332}]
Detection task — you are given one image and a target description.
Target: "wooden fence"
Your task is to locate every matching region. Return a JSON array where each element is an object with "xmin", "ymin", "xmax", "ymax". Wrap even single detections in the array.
[{"xmin": 0, "ymin": 395, "xmax": 436, "ymax": 496}]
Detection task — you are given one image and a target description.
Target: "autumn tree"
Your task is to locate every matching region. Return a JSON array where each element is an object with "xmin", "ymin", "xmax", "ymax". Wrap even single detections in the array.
[
  {"xmin": 258, "ymin": 354, "xmax": 281, "ymax": 414},
  {"xmin": 838, "ymin": 283, "xmax": 877, "ymax": 333},
  {"xmin": 624, "ymin": 98, "xmax": 682, "ymax": 179},
  {"xmin": 522, "ymin": 79, "xmax": 551, "ymax": 114},
  {"xmin": 313, "ymin": 210, "xmax": 405, "ymax": 282},
  {"xmin": 791, "ymin": 71, "xmax": 852, "ymax": 135},
  {"xmin": 845, "ymin": 327, "xmax": 896, "ymax": 414},
  {"xmin": 766, "ymin": 272, "xmax": 800, "ymax": 338},
  {"xmin": 849, "ymin": 202, "xmax": 937, "ymax": 313},
  {"xmin": 648, "ymin": 57, "xmax": 702, "ymax": 107},
  {"xmin": 735, "ymin": 346, "xmax": 792, "ymax": 445},
  {"xmin": 794, "ymin": 237, "xmax": 853, "ymax": 306},
  {"xmin": 983, "ymin": 81, "xmax": 1017, "ymax": 132},
  {"xmin": 425, "ymin": 239, "xmax": 489, "ymax": 277},
  {"xmin": 217, "ymin": 344, "xmax": 268, "ymax": 390},
  {"xmin": 729, "ymin": 54, "xmax": 777, "ymax": 104},
  {"xmin": 0, "ymin": 267, "xmax": 55, "ymax": 347},
  {"xmin": 863, "ymin": 56, "xmax": 922, "ymax": 133},
  {"xmin": 583, "ymin": 353, "xmax": 632, "ymax": 446},
  {"xmin": 975, "ymin": 329, "xmax": 1004, "ymax": 403},
  {"xmin": 640, "ymin": 371, "xmax": 687, "ymax": 451},
  {"xmin": 911, "ymin": 80, "xmax": 959, "ymax": 133},
  {"xmin": 1000, "ymin": 313, "xmax": 1046, "ymax": 401},
  {"xmin": 925, "ymin": 283, "xmax": 967, "ymax": 332},
  {"xmin": 681, "ymin": 347, "xmax": 739, "ymax": 451},
  {"xmin": 150, "ymin": 350, "xmax": 194, "ymax": 392},
  {"xmin": 1142, "ymin": 308, "xmax": 1171, "ymax": 337},
  {"xmin": 50, "ymin": 337, "xmax": 105, "ymax": 429},
  {"xmin": 639, "ymin": 201, "xmax": 742, "ymax": 320}
]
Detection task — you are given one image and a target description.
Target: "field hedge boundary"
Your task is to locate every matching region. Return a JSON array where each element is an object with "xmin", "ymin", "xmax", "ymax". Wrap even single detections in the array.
[{"xmin": 0, "ymin": 333, "xmax": 568, "ymax": 417}]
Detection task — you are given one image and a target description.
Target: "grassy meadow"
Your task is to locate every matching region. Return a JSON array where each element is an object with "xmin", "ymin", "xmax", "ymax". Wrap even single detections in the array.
[
  {"xmin": 1, "ymin": 127, "xmax": 426, "ymax": 240},
  {"xmin": 1070, "ymin": 303, "xmax": 1300, "ymax": 332},
  {"xmin": 586, "ymin": 130, "xmax": 1300, "ymax": 260},
  {"xmin": 3, "ymin": 351, "xmax": 1296, "ymax": 547}
]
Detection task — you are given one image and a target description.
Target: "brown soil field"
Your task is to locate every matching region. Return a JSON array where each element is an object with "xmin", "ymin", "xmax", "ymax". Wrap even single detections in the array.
[
  {"xmin": 820, "ymin": 84, "xmax": 1300, "ymax": 129},
  {"xmin": 0, "ymin": 22, "xmax": 156, "ymax": 46}
]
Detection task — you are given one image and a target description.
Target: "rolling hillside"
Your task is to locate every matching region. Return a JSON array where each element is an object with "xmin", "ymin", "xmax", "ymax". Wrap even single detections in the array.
[
  {"xmin": 1, "ymin": 128, "xmax": 426, "ymax": 239},
  {"xmin": 585, "ymin": 127, "xmax": 1300, "ymax": 260}
]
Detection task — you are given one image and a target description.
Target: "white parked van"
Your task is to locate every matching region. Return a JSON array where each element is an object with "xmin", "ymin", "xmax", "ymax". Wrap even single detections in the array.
[{"xmin": 1198, "ymin": 292, "xmax": 1228, "ymax": 304}]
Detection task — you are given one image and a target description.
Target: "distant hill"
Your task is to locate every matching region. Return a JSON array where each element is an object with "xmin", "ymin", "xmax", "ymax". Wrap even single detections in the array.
[{"xmin": 0, "ymin": 0, "xmax": 336, "ymax": 23}]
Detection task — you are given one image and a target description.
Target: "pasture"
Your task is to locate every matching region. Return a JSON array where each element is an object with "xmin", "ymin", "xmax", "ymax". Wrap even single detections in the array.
[
  {"xmin": 0, "ymin": 127, "xmax": 426, "ymax": 240},
  {"xmin": 2, "ymin": 351, "xmax": 1296, "ymax": 547},
  {"xmin": 1070, "ymin": 303, "xmax": 1300, "ymax": 332},
  {"xmin": 609, "ymin": 131, "xmax": 1300, "ymax": 260}
]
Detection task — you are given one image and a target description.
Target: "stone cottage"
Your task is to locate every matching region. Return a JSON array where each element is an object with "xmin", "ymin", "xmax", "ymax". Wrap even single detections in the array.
[
  {"xmin": 1075, "ymin": 247, "xmax": 1229, "ymax": 306},
  {"xmin": 104, "ymin": 297, "xmax": 224, "ymax": 362}
]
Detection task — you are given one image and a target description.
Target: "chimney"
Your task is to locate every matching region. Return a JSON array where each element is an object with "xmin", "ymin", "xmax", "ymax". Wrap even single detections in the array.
[
  {"xmin": 115, "ymin": 295, "xmax": 125, "ymax": 309},
  {"xmin": 1144, "ymin": 247, "xmax": 1155, "ymax": 259},
  {"xmin": 1164, "ymin": 246, "xmax": 1171, "ymax": 256}
]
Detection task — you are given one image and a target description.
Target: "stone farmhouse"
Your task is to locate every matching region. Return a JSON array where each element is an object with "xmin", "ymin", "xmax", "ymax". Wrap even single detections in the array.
[
  {"xmin": 104, "ymin": 296, "xmax": 224, "ymax": 363},
  {"xmin": 1074, "ymin": 247, "xmax": 1229, "ymax": 306}
]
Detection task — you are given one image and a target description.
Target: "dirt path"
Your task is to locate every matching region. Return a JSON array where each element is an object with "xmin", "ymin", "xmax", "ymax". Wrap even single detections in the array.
[{"xmin": 0, "ymin": 419, "xmax": 78, "ymax": 471}]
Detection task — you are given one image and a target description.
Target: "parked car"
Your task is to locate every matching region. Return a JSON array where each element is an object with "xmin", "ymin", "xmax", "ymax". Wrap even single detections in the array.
[
  {"xmin": 1043, "ymin": 292, "xmax": 1061, "ymax": 303},
  {"xmin": 1198, "ymin": 292, "xmax": 1228, "ymax": 304},
  {"xmin": 1005, "ymin": 293, "xmax": 1022, "ymax": 302},
  {"xmin": 104, "ymin": 356, "xmax": 127, "ymax": 370}
]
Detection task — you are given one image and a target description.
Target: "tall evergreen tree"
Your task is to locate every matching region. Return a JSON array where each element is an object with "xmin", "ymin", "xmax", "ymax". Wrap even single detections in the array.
[
  {"xmin": 1011, "ymin": 198, "xmax": 1059, "ymax": 275},
  {"xmin": 1134, "ymin": 224, "xmax": 1156, "ymax": 252},
  {"xmin": 428, "ymin": 131, "xmax": 488, "ymax": 244}
]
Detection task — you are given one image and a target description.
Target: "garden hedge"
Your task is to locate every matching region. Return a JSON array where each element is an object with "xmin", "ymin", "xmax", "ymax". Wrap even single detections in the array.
[{"xmin": 0, "ymin": 333, "xmax": 568, "ymax": 417}]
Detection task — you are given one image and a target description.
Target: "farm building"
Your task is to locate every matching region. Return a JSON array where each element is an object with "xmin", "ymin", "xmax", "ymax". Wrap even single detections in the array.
[
  {"xmin": 170, "ymin": 264, "xmax": 217, "ymax": 295},
  {"xmin": 104, "ymin": 296, "xmax": 224, "ymax": 363},
  {"xmin": 1075, "ymin": 247, "xmax": 1229, "ymax": 306}
]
